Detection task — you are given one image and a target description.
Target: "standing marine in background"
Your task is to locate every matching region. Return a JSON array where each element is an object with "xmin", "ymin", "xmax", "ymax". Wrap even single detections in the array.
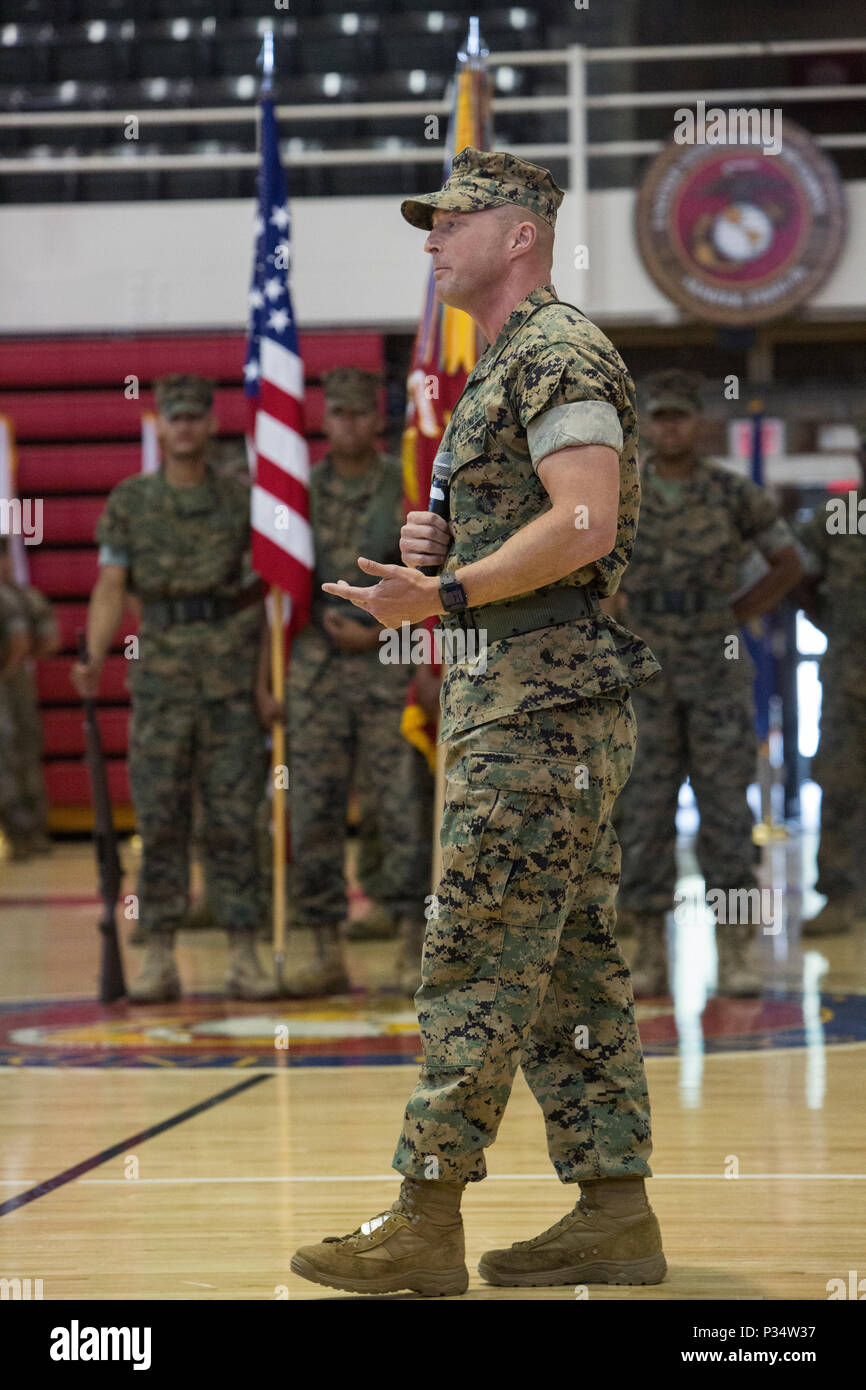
[
  {"xmin": 73, "ymin": 374, "xmax": 280, "ymax": 1002},
  {"xmin": 795, "ymin": 415, "xmax": 866, "ymax": 936},
  {"xmin": 608, "ymin": 370, "xmax": 802, "ymax": 996},
  {"xmin": 0, "ymin": 538, "xmax": 59, "ymax": 858},
  {"xmin": 0, "ymin": 543, "xmax": 36, "ymax": 860},
  {"xmin": 284, "ymin": 367, "xmax": 430, "ymax": 998}
]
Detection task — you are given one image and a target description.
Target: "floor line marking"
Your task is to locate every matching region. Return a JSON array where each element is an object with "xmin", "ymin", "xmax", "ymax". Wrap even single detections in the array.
[
  {"xmin": 2, "ymin": 1043, "xmax": 866, "ymax": 1074},
  {"xmin": 0, "ymin": 1073, "xmax": 272, "ymax": 1218},
  {"xmin": 75, "ymin": 1172, "xmax": 866, "ymax": 1185}
]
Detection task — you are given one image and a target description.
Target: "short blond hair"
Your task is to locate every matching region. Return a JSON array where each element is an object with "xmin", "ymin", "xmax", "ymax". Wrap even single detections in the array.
[{"xmin": 493, "ymin": 202, "xmax": 554, "ymax": 269}]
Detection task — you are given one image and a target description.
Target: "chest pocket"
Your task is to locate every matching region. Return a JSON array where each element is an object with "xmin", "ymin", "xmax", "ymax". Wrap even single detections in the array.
[
  {"xmin": 448, "ymin": 418, "xmax": 544, "ymax": 565},
  {"xmin": 448, "ymin": 417, "xmax": 489, "ymax": 480}
]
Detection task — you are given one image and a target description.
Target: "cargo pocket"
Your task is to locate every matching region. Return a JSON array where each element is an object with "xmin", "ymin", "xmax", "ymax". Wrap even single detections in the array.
[{"xmin": 420, "ymin": 752, "xmax": 577, "ymax": 1070}]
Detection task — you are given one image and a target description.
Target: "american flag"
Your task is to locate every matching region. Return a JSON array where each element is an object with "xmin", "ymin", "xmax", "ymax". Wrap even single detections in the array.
[{"xmin": 244, "ymin": 96, "xmax": 313, "ymax": 635}]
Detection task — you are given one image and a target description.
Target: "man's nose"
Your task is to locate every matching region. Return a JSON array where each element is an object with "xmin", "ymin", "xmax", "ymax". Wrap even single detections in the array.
[{"xmin": 424, "ymin": 228, "xmax": 442, "ymax": 254}]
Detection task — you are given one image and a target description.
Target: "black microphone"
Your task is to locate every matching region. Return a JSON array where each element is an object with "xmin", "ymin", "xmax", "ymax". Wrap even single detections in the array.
[{"xmin": 419, "ymin": 450, "xmax": 452, "ymax": 577}]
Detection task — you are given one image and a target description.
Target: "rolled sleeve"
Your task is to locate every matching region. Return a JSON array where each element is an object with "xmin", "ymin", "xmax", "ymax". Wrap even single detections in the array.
[
  {"xmin": 795, "ymin": 512, "xmax": 829, "ymax": 577},
  {"xmin": 527, "ymin": 400, "xmax": 623, "ymax": 471},
  {"xmin": 98, "ymin": 542, "xmax": 129, "ymax": 568},
  {"xmin": 95, "ymin": 487, "xmax": 131, "ymax": 569},
  {"xmin": 752, "ymin": 515, "xmax": 796, "ymax": 559},
  {"xmin": 515, "ymin": 342, "xmax": 627, "ymax": 474},
  {"xmin": 97, "ymin": 539, "xmax": 130, "ymax": 567},
  {"xmin": 736, "ymin": 478, "xmax": 795, "ymax": 558}
]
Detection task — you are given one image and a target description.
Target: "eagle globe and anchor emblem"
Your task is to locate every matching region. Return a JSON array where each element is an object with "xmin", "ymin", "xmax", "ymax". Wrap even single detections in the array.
[{"xmin": 635, "ymin": 117, "xmax": 847, "ymax": 325}]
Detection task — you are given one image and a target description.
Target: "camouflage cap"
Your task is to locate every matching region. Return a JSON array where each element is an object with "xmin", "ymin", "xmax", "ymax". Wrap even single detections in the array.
[
  {"xmin": 154, "ymin": 374, "xmax": 215, "ymax": 420},
  {"xmin": 322, "ymin": 367, "xmax": 381, "ymax": 412},
  {"xmin": 642, "ymin": 369, "xmax": 704, "ymax": 416},
  {"xmin": 401, "ymin": 146, "xmax": 565, "ymax": 231}
]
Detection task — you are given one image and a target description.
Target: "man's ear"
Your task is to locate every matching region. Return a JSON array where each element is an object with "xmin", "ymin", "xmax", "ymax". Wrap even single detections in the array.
[
  {"xmin": 511, "ymin": 219, "xmax": 537, "ymax": 257},
  {"xmin": 206, "ymin": 411, "xmax": 219, "ymax": 437}
]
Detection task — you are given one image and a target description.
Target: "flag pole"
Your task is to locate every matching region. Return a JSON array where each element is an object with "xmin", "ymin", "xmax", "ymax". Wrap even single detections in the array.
[
  {"xmin": 270, "ymin": 589, "xmax": 287, "ymax": 983},
  {"xmin": 256, "ymin": 26, "xmax": 287, "ymax": 987}
]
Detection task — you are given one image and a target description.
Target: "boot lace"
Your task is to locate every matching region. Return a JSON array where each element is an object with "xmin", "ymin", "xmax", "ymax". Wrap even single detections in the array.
[
  {"xmin": 512, "ymin": 1194, "xmax": 592, "ymax": 1249},
  {"xmin": 324, "ymin": 1191, "xmax": 419, "ymax": 1246}
]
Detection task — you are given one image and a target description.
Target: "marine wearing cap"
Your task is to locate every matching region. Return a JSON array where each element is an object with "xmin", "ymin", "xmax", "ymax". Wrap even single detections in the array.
[
  {"xmin": 641, "ymin": 370, "xmax": 704, "ymax": 417},
  {"xmin": 154, "ymin": 374, "xmax": 215, "ymax": 420},
  {"xmin": 321, "ymin": 367, "xmax": 381, "ymax": 413},
  {"xmin": 401, "ymin": 146, "xmax": 565, "ymax": 231}
]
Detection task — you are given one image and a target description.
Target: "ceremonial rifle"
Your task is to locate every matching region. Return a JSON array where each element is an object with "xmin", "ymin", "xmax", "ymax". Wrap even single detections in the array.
[{"xmin": 77, "ymin": 629, "xmax": 126, "ymax": 1002}]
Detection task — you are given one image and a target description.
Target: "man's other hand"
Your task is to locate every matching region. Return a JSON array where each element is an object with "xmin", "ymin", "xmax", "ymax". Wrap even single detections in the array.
[
  {"xmin": 400, "ymin": 511, "xmax": 452, "ymax": 571},
  {"xmin": 322, "ymin": 608, "xmax": 381, "ymax": 652},
  {"xmin": 256, "ymin": 688, "xmax": 285, "ymax": 727},
  {"xmin": 71, "ymin": 660, "xmax": 102, "ymax": 700}
]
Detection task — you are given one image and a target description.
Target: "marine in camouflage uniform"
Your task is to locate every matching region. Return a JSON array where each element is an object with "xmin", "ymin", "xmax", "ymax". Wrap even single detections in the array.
[
  {"xmin": 292, "ymin": 149, "xmax": 668, "ymax": 1296},
  {"xmin": 77, "ymin": 374, "xmax": 277, "ymax": 1002},
  {"xmin": 796, "ymin": 424, "xmax": 866, "ymax": 935},
  {"xmin": 0, "ymin": 562, "xmax": 34, "ymax": 858},
  {"xmin": 284, "ymin": 367, "xmax": 430, "ymax": 997},
  {"xmin": 0, "ymin": 542, "xmax": 58, "ymax": 856},
  {"xmin": 611, "ymin": 371, "xmax": 802, "ymax": 996}
]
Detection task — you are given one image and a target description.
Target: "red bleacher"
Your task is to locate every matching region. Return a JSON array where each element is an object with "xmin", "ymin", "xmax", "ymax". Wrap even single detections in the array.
[{"xmin": 1, "ymin": 330, "xmax": 385, "ymax": 828}]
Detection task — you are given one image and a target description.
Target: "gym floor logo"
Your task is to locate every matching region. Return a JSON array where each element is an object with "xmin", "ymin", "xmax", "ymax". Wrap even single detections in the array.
[{"xmin": 0, "ymin": 990, "xmax": 865, "ymax": 1068}]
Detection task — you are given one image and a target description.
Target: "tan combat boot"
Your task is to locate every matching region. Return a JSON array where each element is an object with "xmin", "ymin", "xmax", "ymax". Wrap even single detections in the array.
[
  {"xmin": 629, "ymin": 913, "xmax": 669, "ymax": 997},
  {"xmin": 801, "ymin": 896, "xmax": 855, "ymax": 937},
  {"xmin": 291, "ymin": 1177, "xmax": 468, "ymax": 1296},
  {"xmin": 282, "ymin": 933, "xmax": 351, "ymax": 999},
  {"xmin": 346, "ymin": 902, "xmax": 400, "ymax": 941},
  {"xmin": 716, "ymin": 923, "xmax": 762, "ymax": 997},
  {"xmin": 392, "ymin": 914, "xmax": 424, "ymax": 997},
  {"xmin": 479, "ymin": 1177, "xmax": 666, "ymax": 1288},
  {"xmin": 128, "ymin": 937, "xmax": 181, "ymax": 1004},
  {"xmin": 226, "ymin": 934, "xmax": 280, "ymax": 1000}
]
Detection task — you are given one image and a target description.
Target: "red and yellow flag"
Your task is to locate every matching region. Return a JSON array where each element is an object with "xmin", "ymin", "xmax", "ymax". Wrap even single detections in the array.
[{"xmin": 401, "ymin": 19, "xmax": 493, "ymax": 769}]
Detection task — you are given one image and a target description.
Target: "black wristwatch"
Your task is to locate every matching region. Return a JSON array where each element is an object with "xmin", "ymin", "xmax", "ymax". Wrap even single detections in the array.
[{"xmin": 438, "ymin": 574, "xmax": 469, "ymax": 613}]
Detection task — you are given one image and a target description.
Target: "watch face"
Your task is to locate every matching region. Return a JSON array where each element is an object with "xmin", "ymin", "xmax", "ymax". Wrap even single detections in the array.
[{"xmin": 441, "ymin": 579, "xmax": 467, "ymax": 611}]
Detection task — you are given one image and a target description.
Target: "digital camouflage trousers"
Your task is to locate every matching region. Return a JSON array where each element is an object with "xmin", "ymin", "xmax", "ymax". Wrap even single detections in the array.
[{"xmin": 393, "ymin": 692, "xmax": 653, "ymax": 1185}]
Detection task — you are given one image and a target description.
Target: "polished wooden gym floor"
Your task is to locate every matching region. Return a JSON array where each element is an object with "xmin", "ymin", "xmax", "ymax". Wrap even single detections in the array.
[{"xmin": 1, "ymin": 832, "xmax": 864, "ymax": 1302}]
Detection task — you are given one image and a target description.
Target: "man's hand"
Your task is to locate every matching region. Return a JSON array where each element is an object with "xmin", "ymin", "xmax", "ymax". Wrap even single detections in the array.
[
  {"xmin": 731, "ymin": 545, "xmax": 803, "ymax": 623},
  {"xmin": 322, "ymin": 558, "xmax": 442, "ymax": 627},
  {"xmin": 71, "ymin": 659, "xmax": 102, "ymax": 700},
  {"xmin": 256, "ymin": 688, "xmax": 285, "ymax": 727},
  {"xmin": 400, "ymin": 511, "xmax": 453, "ymax": 571},
  {"xmin": 322, "ymin": 608, "xmax": 381, "ymax": 653}
]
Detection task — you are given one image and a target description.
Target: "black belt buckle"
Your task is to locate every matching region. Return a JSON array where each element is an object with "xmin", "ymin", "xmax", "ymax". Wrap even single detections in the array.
[{"xmin": 180, "ymin": 596, "xmax": 216, "ymax": 623}]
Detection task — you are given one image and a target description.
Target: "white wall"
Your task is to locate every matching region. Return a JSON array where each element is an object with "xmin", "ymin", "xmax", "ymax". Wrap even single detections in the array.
[{"xmin": 1, "ymin": 182, "xmax": 864, "ymax": 335}]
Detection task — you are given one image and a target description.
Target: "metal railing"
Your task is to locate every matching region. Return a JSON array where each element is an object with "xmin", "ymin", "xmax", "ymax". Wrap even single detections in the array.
[{"xmin": 0, "ymin": 39, "xmax": 865, "ymax": 175}]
